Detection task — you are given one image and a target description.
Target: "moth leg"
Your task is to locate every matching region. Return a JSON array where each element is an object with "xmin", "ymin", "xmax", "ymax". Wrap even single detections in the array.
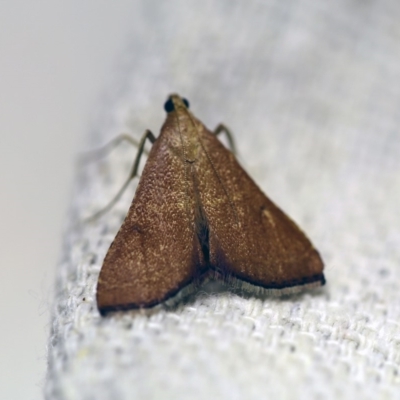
[
  {"xmin": 85, "ymin": 130, "xmax": 156, "ymax": 222},
  {"xmin": 213, "ymin": 123, "xmax": 236, "ymax": 155},
  {"xmin": 78, "ymin": 133, "xmax": 149, "ymax": 165}
]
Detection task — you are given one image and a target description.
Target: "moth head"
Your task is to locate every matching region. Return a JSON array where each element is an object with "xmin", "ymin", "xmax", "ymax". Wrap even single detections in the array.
[{"xmin": 164, "ymin": 94, "xmax": 190, "ymax": 113}]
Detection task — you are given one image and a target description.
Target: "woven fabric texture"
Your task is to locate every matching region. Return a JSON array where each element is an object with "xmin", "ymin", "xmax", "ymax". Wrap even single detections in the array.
[{"xmin": 46, "ymin": 1, "xmax": 400, "ymax": 399}]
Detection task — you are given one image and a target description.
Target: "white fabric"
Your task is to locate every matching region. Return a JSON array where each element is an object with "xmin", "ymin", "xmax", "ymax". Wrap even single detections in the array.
[{"xmin": 46, "ymin": 1, "xmax": 400, "ymax": 399}]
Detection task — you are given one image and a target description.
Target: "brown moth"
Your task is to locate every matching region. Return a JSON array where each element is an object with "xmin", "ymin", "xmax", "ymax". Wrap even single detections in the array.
[{"xmin": 96, "ymin": 94, "xmax": 324, "ymax": 315}]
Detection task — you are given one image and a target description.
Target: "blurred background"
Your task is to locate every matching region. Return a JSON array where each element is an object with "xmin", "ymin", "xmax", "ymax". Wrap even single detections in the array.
[{"xmin": 0, "ymin": 2, "xmax": 138, "ymax": 399}]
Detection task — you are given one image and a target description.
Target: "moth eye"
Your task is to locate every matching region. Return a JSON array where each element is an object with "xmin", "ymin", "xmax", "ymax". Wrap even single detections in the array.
[
  {"xmin": 182, "ymin": 98, "xmax": 190, "ymax": 108},
  {"xmin": 164, "ymin": 98, "xmax": 175, "ymax": 113}
]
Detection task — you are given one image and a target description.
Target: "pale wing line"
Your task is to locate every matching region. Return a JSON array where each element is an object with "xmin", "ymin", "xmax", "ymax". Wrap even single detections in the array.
[
  {"xmin": 187, "ymin": 114, "xmax": 240, "ymax": 226},
  {"xmin": 262, "ymin": 207, "xmax": 287, "ymax": 265},
  {"xmin": 174, "ymin": 111, "xmax": 193, "ymax": 232}
]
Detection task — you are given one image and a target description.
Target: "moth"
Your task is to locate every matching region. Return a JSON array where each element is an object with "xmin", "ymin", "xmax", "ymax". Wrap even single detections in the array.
[{"xmin": 95, "ymin": 94, "xmax": 324, "ymax": 315}]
